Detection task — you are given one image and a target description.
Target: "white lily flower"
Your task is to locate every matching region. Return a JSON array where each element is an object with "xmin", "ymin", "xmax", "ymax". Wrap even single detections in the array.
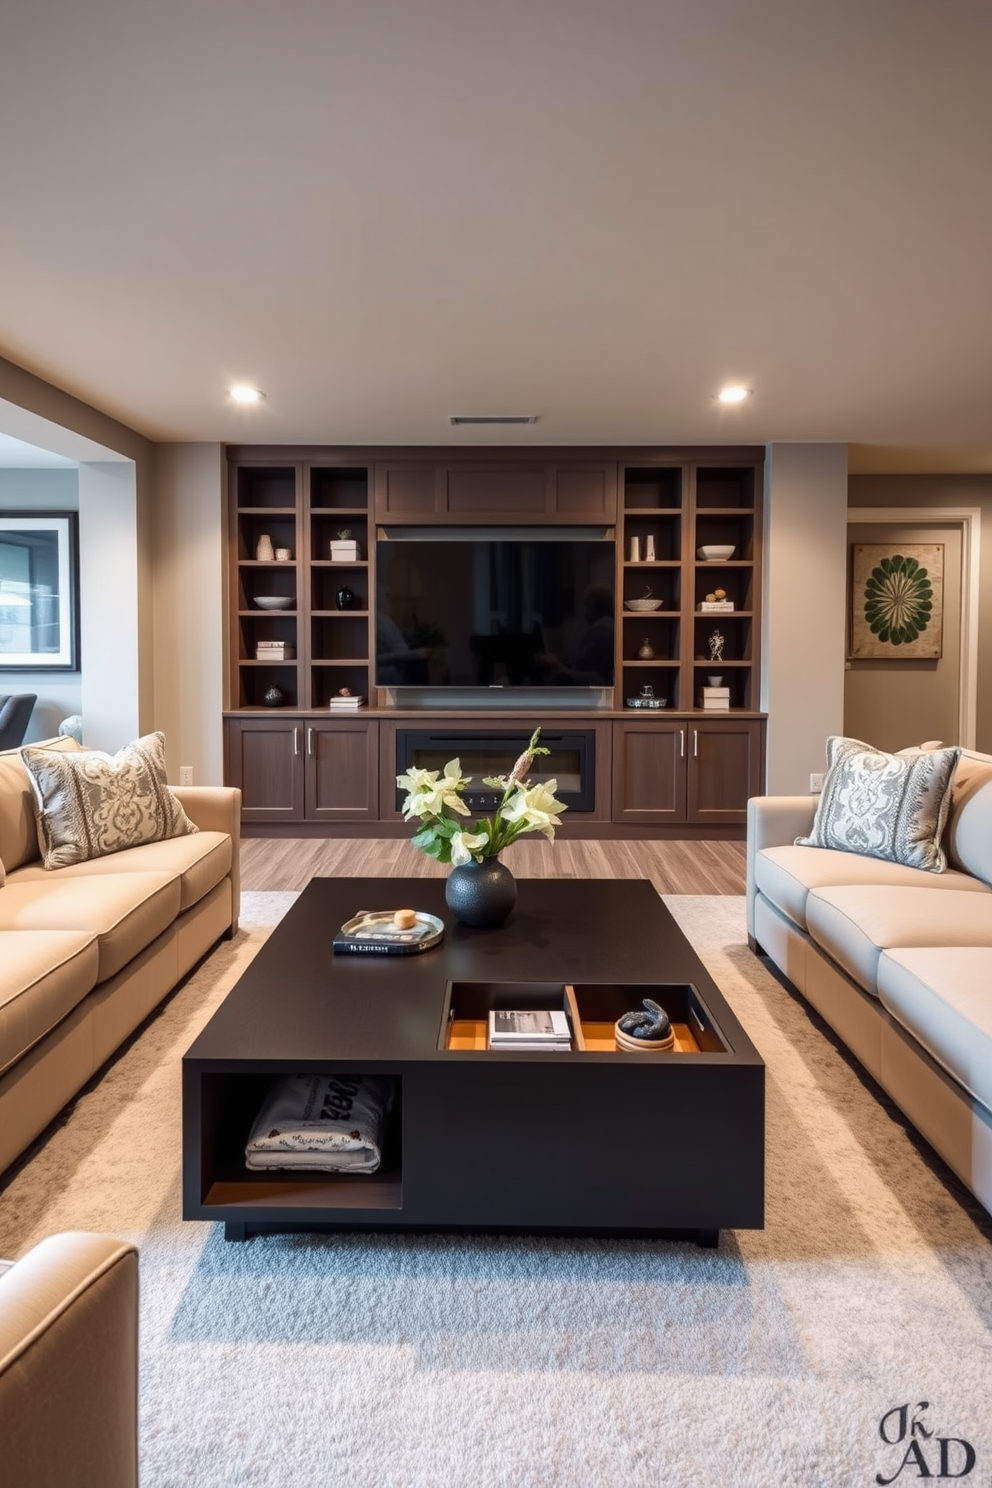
[
  {"xmin": 450, "ymin": 829, "xmax": 489, "ymax": 866},
  {"xmin": 399, "ymin": 758, "xmax": 473, "ymax": 820},
  {"xmin": 396, "ymin": 765, "xmax": 437, "ymax": 795},
  {"xmin": 500, "ymin": 779, "xmax": 565, "ymax": 839}
]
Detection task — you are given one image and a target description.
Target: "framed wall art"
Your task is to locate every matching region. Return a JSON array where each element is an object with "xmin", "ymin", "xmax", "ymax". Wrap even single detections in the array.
[
  {"xmin": 850, "ymin": 543, "xmax": 943, "ymax": 660},
  {"xmin": 0, "ymin": 512, "xmax": 80, "ymax": 670}
]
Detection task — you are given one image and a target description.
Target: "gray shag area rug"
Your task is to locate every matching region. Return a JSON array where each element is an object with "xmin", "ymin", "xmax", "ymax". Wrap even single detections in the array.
[{"xmin": 2, "ymin": 891, "xmax": 991, "ymax": 1487}]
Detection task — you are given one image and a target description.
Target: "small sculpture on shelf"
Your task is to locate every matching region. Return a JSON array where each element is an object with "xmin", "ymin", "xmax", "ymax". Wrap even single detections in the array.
[
  {"xmin": 637, "ymin": 637, "xmax": 655, "ymax": 660},
  {"xmin": 262, "ymin": 685, "xmax": 285, "ymax": 708},
  {"xmin": 255, "ymin": 533, "xmax": 275, "ymax": 562},
  {"xmin": 708, "ymin": 629, "xmax": 725, "ymax": 663}
]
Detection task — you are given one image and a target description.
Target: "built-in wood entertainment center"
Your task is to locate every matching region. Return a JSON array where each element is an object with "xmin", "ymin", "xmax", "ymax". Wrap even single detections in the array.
[{"xmin": 223, "ymin": 445, "xmax": 766, "ymax": 836}]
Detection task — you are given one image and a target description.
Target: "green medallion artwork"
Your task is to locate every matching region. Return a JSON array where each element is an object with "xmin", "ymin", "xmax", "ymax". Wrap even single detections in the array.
[{"xmin": 850, "ymin": 543, "xmax": 944, "ymax": 660}]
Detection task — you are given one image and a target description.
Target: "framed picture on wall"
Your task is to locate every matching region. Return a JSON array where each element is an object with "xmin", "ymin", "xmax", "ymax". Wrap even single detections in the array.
[
  {"xmin": 0, "ymin": 512, "xmax": 79, "ymax": 669},
  {"xmin": 849, "ymin": 542, "xmax": 944, "ymax": 660}
]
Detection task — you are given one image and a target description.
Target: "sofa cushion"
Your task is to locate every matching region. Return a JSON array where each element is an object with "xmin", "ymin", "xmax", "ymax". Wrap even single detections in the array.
[
  {"xmin": 0, "ymin": 931, "xmax": 100, "ymax": 1076},
  {"xmin": 805, "ymin": 886, "xmax": 992, "ymax": 997},
  {"xmin": 945, "ymin": 769, "xmax": 992, "ymax": 885},
  {"xmin": 0, "ymin": 738, "xmax": 80, "ymax": 875},
  {"xmin": 797, "ymin": 736, "xmax": 960, "ymax": 872},
  {"xmin": 877, "ymin": 947, "xmax": 992, "ymax": 1117},
  {"xmin": 21, "ymin": 732, "xmax": 197, "ymax": 871},
  {"xmin": 0, "ymin": 873, "xmax": 181, "ymax": 983},
  {"xmin": 755, "ymin": 845, "xmax": 989, "ymax": 933},
  {"xmin": 7, "ymin": 831, "xmax": 233, "ymax": 914}
]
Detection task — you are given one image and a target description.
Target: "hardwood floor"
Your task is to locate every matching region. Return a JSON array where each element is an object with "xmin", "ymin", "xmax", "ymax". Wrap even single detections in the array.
[{"xmin": 241, "ymin": 835, "xmax": 746, "ymax": 895}]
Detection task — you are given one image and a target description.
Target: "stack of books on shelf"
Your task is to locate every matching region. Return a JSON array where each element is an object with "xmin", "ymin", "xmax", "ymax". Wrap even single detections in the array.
[
  {"xmin": 329, "ymin": 693, "xmax": 366, "ymax": 711},
  {"xmin": 255, "ymin": 641, "xmax": 295, "ymax": 661},
  {"xmin": 698, "ymin": 599, "xmax": 735, "ymax": 612},
  {"xmin": 487, "ymin": 1008, "xmax": 572, "ymax": 1052},
  {"xmin": 698, "ymin": 685, "xmax": 731, "ymax": 710}
]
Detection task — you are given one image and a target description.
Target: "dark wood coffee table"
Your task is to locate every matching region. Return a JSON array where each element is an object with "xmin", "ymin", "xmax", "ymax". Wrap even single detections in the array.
[{"xmin": 182, "ymin": 878, "xmax": 764, "ymax": 1247}]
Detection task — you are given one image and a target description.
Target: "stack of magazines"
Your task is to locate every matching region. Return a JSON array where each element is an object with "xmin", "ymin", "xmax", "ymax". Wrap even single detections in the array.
[{"xmin": 487, "ymin": 1008, "xmax": 572, "ymax": 1051}]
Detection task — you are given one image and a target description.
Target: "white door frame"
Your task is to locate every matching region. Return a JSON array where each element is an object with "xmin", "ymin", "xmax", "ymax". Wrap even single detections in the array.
[{"xmin": 847, "ymin": 507, "xmax": 981, "ymax": 749}]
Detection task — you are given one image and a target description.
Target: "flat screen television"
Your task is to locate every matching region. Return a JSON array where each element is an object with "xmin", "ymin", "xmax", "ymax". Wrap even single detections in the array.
[{"xmin": 375, "ymin": 533, "xmax": 615, "ymax": 689}]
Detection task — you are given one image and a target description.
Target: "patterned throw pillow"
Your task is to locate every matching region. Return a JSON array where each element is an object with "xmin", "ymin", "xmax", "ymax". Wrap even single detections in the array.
[
  {"xmin": 21, "ymin": 731, "xmax": 197, "ymax": 870},
  {"xmin": 796, "ymin": 736, "xmax": 960, "ymax": 871}
]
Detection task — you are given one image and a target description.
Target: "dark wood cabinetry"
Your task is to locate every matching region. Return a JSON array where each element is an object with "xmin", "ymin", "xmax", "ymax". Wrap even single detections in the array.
[
  {"xmin": 225, "ymin": 445, "xmax": 765, "ymax": 835},
  {"xmin": 372, "ymin": 457, "xmax": 618, "ymax": 523},
  {"xmin": 226, "ymin": 716, "xmax": 378, "ymax": 824},
  {"xmin": 612, "ymin": 717, "xmax": 764, "ymax": 826}
]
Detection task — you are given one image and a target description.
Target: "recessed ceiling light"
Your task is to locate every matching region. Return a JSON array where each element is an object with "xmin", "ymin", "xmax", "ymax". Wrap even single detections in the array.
[
  {"xmin": 717, "ymin": 385, "xmax": 750, "ymax": 405},
  {"xmin": 229, "ymin": 385, "xmax": 265, "ymax": 405}
]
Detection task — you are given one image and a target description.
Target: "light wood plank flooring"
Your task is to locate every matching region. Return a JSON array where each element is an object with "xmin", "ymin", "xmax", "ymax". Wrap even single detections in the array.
[{"xmin": 241, "ymin": 836, "xmax": 746, "ymax": 895}]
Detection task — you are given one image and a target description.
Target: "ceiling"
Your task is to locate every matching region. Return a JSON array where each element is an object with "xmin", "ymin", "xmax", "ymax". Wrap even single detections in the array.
[{"xmin": 1, "ymin": 0, "xmax": 991, "ymax": 470}]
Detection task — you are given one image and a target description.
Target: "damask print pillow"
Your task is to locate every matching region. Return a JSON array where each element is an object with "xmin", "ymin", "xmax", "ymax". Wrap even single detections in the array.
[
  {"xmin": 21, "ymin": 731, "xmax": 197, "ymax": 870},
  {"xmin": 796, "ymin": 736, "xmax": 960, "ymax": 871}
]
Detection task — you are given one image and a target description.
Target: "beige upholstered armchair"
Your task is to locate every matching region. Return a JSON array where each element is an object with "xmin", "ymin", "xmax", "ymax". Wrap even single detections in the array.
[{"xmin": 0, "ymin": 1232, "xmax": 138, "ymax": 1488}]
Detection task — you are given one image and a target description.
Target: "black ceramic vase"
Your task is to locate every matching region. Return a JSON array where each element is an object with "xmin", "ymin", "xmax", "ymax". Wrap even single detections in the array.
[{"xmin": 445, "ymin": 858, "xmax": 517, "ymax": 928}]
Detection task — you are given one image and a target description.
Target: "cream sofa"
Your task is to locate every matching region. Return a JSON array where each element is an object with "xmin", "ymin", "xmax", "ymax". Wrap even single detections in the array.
[
  {"xmin": 0, "ymin": 741, "xmax": 241, "ymax": 1177},
  {"xmin": 0, "ymin": 1232, "xmax": 138, "ymax": 1488},
  {"xmin": 747, "ymin": 747, "xmax": 992, "ymax": 1218}
]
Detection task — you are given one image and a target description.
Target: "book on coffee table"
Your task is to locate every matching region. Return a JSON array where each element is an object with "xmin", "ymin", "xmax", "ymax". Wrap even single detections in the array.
[{"xmin": 488, "ymin": 1008, "xmax": 572, "ymax": 1050}]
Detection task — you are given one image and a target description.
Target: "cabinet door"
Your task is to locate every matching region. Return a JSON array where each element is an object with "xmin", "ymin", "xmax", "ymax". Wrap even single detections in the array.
[
  {"xmin": 686, "ymin": 719, "xmax": 764, "ymax": 824},
  {"xmin": 612, "ymin": 721, "xmax": 687, "ymax": 823},
  {"xmin": 305, "ymin": 719, "xmax": 379, "ymax": 821},
  {"xmin": 226, "ymin": 719, "xmax": 305, "ymax": 823}
]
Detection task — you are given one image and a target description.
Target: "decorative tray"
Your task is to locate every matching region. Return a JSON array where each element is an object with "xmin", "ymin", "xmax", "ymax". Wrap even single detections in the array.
[
  {"xmin": 625, "ymin": 697, "xmax": 667, "ymax": 709},
  {"xmin": 332, "ymin": 910, "xmax": 445, "ymax": 956}
]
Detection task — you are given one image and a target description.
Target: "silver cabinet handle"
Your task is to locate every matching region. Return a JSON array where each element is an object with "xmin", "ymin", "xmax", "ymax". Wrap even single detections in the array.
[
  {"xmin": 693, "ymin": 729, "xmax": 699, "ymax": 758},
  {"xmin": 679, "ymin": 729, "xmax": 685, "ymax": 757},
  {"xmin": 307, "ymin": 727, "xmax": 314, "ymax": 756},
  {"xmin": 293, "ymin": 727, "xmax": 301, "ymax": 755}
]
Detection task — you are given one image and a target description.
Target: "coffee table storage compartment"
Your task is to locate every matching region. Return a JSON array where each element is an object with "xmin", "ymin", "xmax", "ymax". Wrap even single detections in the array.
[{"xmin": 183, "ymin": 1071, "xmax": 404, "ymax": 1218}]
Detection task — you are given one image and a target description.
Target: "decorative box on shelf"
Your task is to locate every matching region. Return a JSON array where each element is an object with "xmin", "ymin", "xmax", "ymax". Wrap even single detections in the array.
[
  {"xmin": 330, "ymin": 540, "xmax": 361, "ymax": 561},
  {"xmin": 698, "ymin": 686, "xmax": 731, "ymax": 711}
]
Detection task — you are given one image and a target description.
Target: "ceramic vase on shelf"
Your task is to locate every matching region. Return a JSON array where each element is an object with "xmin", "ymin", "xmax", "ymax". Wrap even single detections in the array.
[
  {"xmin": 255, "ymin": 533, "xmax": 275, "ymax": 562},
  {"xmin": 644, "ymin": 534, "xmax": 656, "ymax": 562},
  {"xmin": 629, "ymin": 535, "xmax": 641, "ymax": 563},
  {"xmin": 335, "ymin": 586, "xmax": 355, "ymax": 611},
  {"xmin": 444, "ymin": 858, "xmax": 517, "ymax": 929}
]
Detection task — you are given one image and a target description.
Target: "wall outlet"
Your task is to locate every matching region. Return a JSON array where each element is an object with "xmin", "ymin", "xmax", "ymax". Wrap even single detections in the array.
[
  {"xmin": 810, "ymin": 772, "xmax": 825, "ymax": 793},
  {"xmin": 179, "ymin": 766, "xmax": 194, "ymax": 786}
]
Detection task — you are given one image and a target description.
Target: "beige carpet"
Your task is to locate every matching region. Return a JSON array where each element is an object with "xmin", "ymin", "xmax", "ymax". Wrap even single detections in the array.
[{"xmin": 2, "ymin": 891, "xmax": 991, "ymax": 1486}]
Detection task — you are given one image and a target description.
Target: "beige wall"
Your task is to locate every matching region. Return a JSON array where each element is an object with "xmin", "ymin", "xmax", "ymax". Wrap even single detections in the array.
[
  {"xmin": 849, "ymin": 475, "xmax": 992, "ymax": 751},
  {"xmin": 763, "ymin": 444, "xmax": 849, "ymax": 793},
  {"xmin": 150, "ymin": 444, "xmax": 226, "ymax": 783}
]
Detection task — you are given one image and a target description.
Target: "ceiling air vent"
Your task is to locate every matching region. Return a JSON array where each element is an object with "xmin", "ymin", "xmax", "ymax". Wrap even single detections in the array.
[{"xmin": 448, "ymin": 415, "xmax": 537, "ymax": 426}]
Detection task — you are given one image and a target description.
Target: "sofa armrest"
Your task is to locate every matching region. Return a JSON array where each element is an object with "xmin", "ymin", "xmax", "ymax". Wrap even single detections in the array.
[
  {"xmin": 0, "ymin": 1232, "xmax": 138, "ymax": 1488},
  {"xmin": 746, "ymin": 794, "xmax": 818, "ymax": 938},
  {"xmin": 173, "ymin": 785, "xmax": 242, "ymax": 933}
]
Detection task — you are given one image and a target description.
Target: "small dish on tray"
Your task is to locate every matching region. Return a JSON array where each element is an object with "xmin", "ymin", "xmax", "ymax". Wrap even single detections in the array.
[{"xmin": 333, "ymin": 909, "xmax": 444, "ymax": 956}]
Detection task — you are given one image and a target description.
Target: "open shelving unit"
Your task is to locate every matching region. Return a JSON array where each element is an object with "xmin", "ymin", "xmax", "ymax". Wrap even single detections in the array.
[
  {"xmin": 618, "ymin": 458, "xmax": 761, "ymax": 712},
  {"xmin": 229, "ymin": 461, "xmax": 374, "ymax": 711}
]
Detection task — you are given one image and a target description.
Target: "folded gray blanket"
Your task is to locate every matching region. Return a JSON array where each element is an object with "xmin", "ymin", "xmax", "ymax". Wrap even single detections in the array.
[{"xmin": 245, "ymin": 1074, "xmax": 393, "ymax": 1173}]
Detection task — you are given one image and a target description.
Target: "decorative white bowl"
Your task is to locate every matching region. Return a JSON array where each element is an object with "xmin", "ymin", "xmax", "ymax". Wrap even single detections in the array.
[
  {"xmin": 697, "ymin": 545, "xmax": 735, "ymax": 561},
  {"xmin": 623, "ymin": 597, "xmax": 663, "ymax": 612},
  {"xmin": 253, "ymin": 595, "xmax": 294, "ymax": 611}
]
